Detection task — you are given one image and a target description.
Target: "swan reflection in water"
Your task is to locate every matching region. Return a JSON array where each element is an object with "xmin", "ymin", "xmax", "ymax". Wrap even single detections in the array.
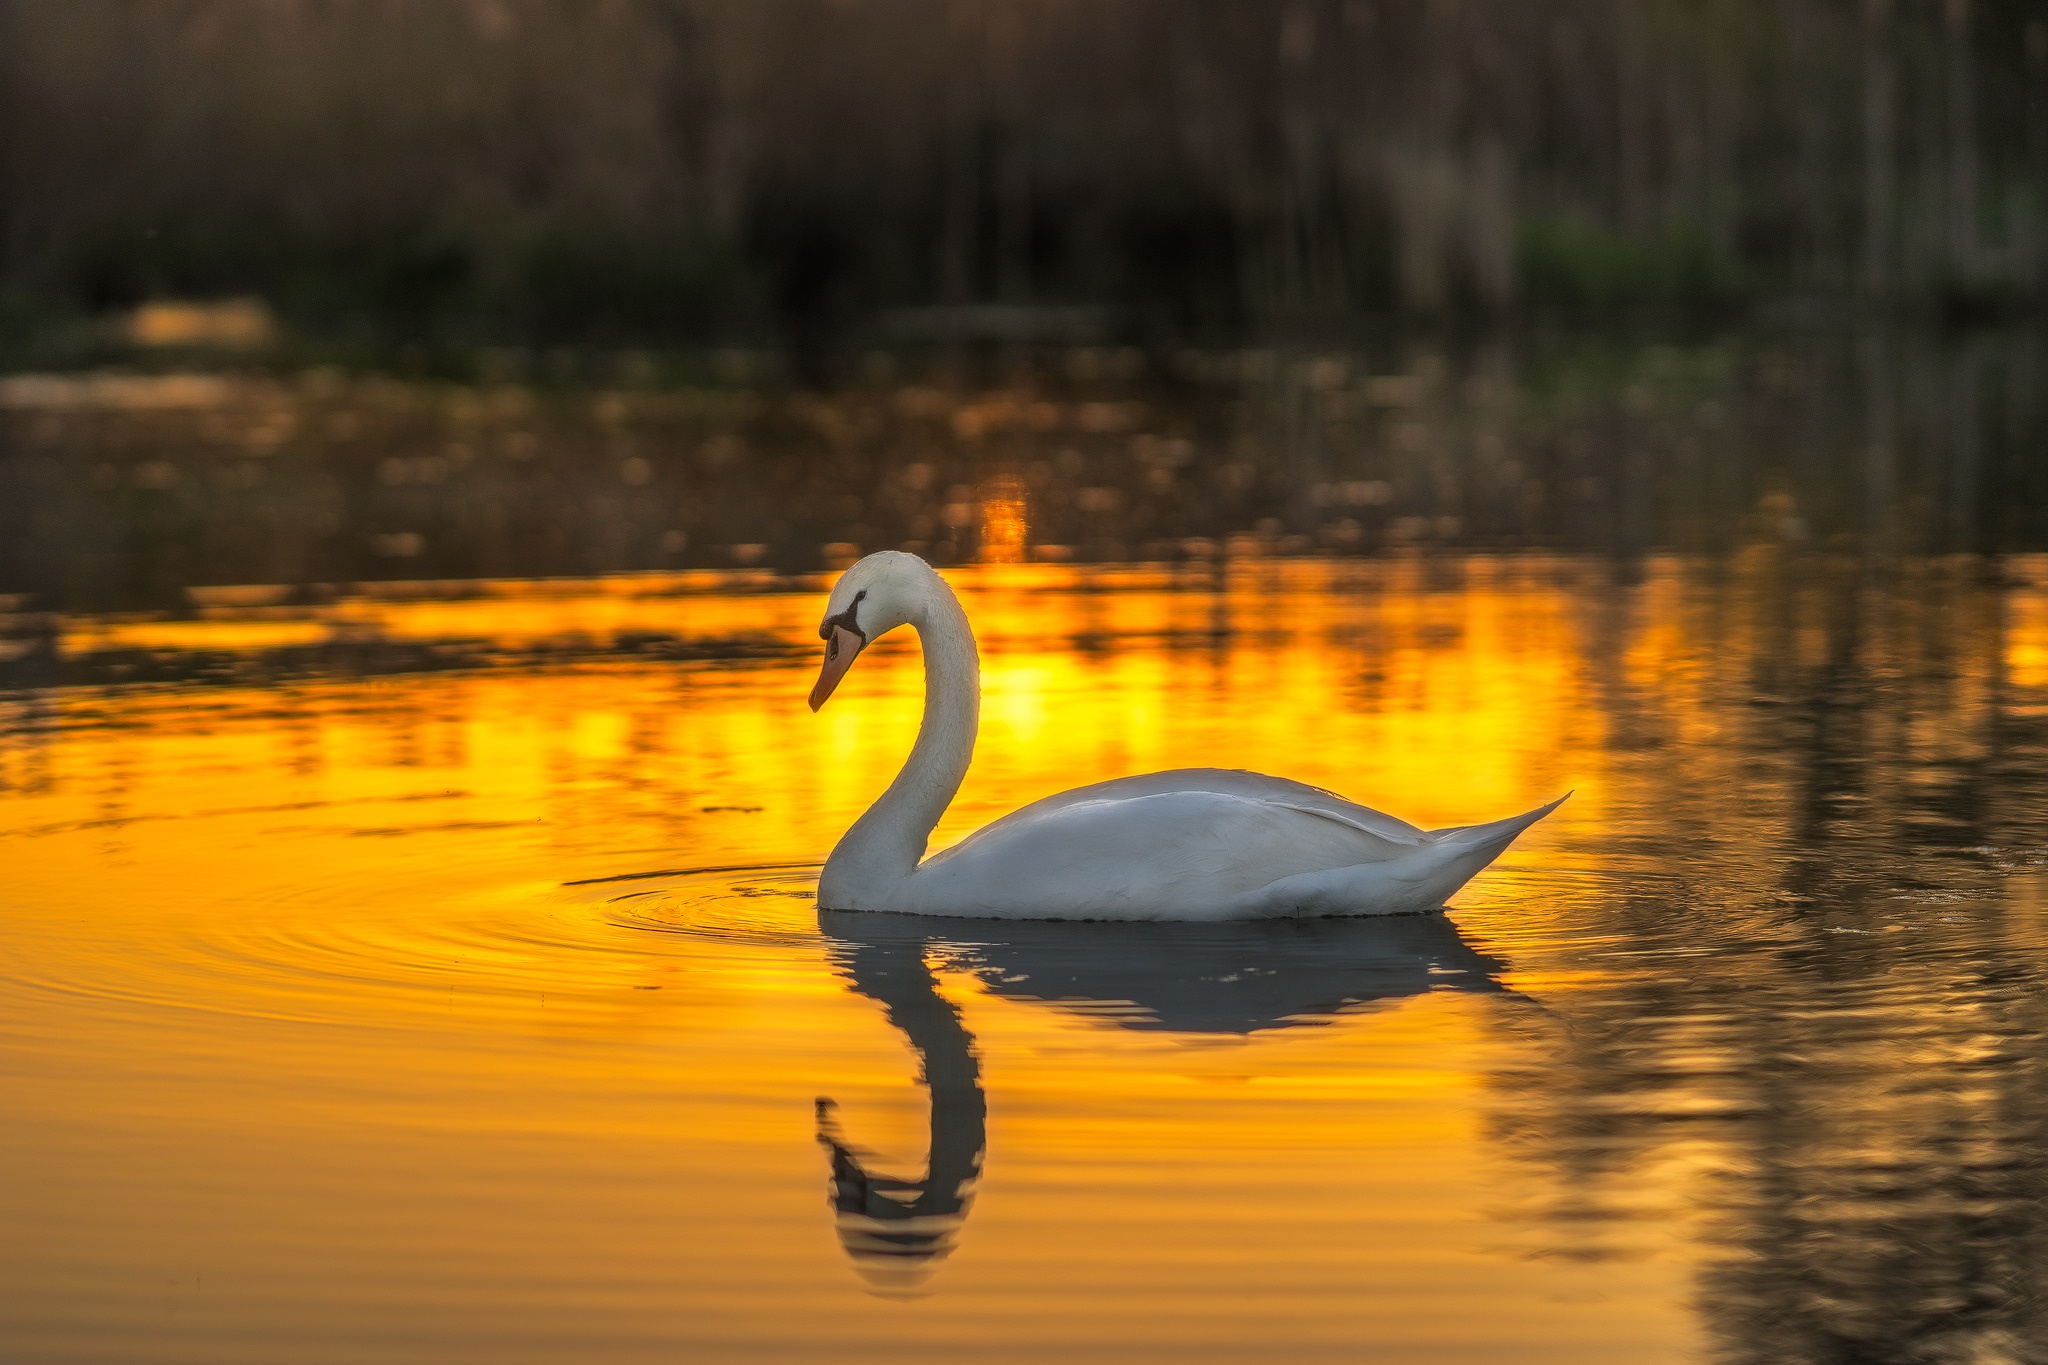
[{"xmin": 814, "ymin": 909, "xmax": 1513, "ymax": 1292}]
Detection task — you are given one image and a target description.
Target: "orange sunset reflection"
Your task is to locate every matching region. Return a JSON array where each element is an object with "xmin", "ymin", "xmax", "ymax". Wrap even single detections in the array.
[{"xmin": 4, "ymin": 554, "xmax": 2048, "ymax": 1360}]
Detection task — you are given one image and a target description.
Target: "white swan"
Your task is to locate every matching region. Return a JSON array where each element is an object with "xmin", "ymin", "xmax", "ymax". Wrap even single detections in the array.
[{"xmin": 809, "ymin": 551, "xmax": 1565, "ymax": 919}]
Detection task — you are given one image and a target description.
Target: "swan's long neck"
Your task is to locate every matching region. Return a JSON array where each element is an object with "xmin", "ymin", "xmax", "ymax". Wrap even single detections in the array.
[{"xmin": 821, "ymin": 576, "xmax": 979, "ymax": 906}]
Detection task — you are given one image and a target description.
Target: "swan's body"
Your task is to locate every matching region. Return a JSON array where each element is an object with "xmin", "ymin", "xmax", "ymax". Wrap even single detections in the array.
[{"xmin": 810, "ymin": 552, "xmax": 1563, "ymax": 920}]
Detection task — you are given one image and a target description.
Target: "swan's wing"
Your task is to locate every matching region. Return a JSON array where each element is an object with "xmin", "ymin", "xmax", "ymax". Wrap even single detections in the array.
[
  {"xmin": 899, "ymin": 789, "xmax": 1419, "ymax": 919},
  {"xmin": 995, "ymin": 768, "xmax": 1428, "ymax": 844}
]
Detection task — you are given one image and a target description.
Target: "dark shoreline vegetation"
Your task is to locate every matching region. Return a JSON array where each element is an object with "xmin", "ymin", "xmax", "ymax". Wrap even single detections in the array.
[
  {"xmin": 2, "ymin": 1, "xmax": 2044, "ymax": 617},
  {"xmin": 2, "ymin": 0, "xmax": 2044, "ymax": 363}
]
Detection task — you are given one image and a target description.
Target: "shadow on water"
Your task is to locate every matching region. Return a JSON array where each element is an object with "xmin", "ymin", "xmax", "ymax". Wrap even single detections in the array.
[{"xmin": 813, "ymin": 909, "xmax": 1511, "ymax": 1293}]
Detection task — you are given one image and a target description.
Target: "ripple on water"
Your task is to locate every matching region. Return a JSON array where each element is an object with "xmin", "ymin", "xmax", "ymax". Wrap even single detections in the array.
[
  {"xmin": 578, "ymin": 862, "xmax": 824, "ymax": 945},
  {"xmin": 4, "ymin": 859, "xmax": 829, "ymax": 1036}
]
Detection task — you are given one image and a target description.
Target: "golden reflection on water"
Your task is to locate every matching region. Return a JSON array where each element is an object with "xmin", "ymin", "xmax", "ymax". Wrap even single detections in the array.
[{"xmin": 5, "ymin": 554, "xmax": 2048, "ymax": 1361}]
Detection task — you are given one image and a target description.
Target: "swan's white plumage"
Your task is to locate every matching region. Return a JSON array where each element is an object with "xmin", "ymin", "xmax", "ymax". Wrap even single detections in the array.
[{"xmin": 811, "ymin": 552, "xmax": 1564, "ymax": 920}]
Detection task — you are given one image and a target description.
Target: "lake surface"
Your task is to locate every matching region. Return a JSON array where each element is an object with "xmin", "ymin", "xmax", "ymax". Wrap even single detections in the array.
[
  {"xmin": 7, "ymin": 554, "xmax": 2048, "ymax": 1362},
  {"xmin": 3, "ymin": 327, "xmax": 2044, "ymax": 616}
]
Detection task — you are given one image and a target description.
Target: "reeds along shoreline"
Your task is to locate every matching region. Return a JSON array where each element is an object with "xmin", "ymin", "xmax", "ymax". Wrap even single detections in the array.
[{"xmin": 1, "ymin": 0, "xmax": 2044, "ymax": 347}]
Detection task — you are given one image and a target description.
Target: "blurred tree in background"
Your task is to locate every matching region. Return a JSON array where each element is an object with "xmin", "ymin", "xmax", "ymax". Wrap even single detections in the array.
[{"xmin": 0, "ymin": 0, "xmax": 2043, "ymax": 353}]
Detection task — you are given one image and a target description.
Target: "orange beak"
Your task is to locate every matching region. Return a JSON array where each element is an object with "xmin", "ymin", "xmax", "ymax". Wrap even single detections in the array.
[{"xmin": 809, "ymin": 625, "xmax": 864, "ymax": 711}]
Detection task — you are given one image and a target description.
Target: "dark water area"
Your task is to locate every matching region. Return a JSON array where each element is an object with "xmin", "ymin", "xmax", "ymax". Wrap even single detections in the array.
[{"xmin": 2, "ymin": 327, "xmax": 2043, "ymax": 620}]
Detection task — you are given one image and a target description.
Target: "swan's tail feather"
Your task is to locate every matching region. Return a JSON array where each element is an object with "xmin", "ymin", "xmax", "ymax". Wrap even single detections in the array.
[
  {"xmin": 1412, "ymin": 791, "xmax": 1571, "ymax": 905},
  {"xmin": 1243, "ymin": 791, "xmax": 1570, "ymax": 918},
  {"xmin": 1428, "ymin": 791, "xmax": 1572, "ymax": 851}
]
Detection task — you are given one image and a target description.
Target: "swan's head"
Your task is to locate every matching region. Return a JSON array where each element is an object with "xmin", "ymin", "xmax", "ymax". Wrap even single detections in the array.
[{"xmin": 809, "ymin": 551, "xmax": 925, "ymax": 711}]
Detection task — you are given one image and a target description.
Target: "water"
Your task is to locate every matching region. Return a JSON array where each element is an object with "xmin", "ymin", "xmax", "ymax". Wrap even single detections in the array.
[
  {"xmin": 6, "ymin": 554, "xmax": 2048, "ymax": 1362},
  {"xmin": 3, "ymin": 328, "xmax": 2045, "ymax": 618}
]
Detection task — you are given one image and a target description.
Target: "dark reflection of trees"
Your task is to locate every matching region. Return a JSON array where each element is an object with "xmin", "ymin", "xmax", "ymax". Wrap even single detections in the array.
[
  {"xmin": 815, "ymin": 909, "xmax": 1511, "ymax": 1292},
  {"xmin": 4, "ymin": 331, "xmax": 2043, "ymax": 611},
  {"xmin": 1489, "ymin": 556, "xmax": 2048, "ymax": 1364}
]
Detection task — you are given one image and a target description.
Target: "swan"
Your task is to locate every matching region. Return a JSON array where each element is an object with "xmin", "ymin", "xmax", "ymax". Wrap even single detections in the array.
[{"xmin": 808, "ymin": 551, "xmax": 1565, "ymax": 919}]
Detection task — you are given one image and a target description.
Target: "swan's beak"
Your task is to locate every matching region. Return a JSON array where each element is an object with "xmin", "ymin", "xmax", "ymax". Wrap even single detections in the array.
[{"xmin": 809, "ymin": 625, "xmax": 864, "ymax": 711}]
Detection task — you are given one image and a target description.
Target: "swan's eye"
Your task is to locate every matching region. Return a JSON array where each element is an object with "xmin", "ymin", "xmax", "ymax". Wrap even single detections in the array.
[{"xmin": 828, "ymin": 635, "xmax": 839, "ymax": 661}]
